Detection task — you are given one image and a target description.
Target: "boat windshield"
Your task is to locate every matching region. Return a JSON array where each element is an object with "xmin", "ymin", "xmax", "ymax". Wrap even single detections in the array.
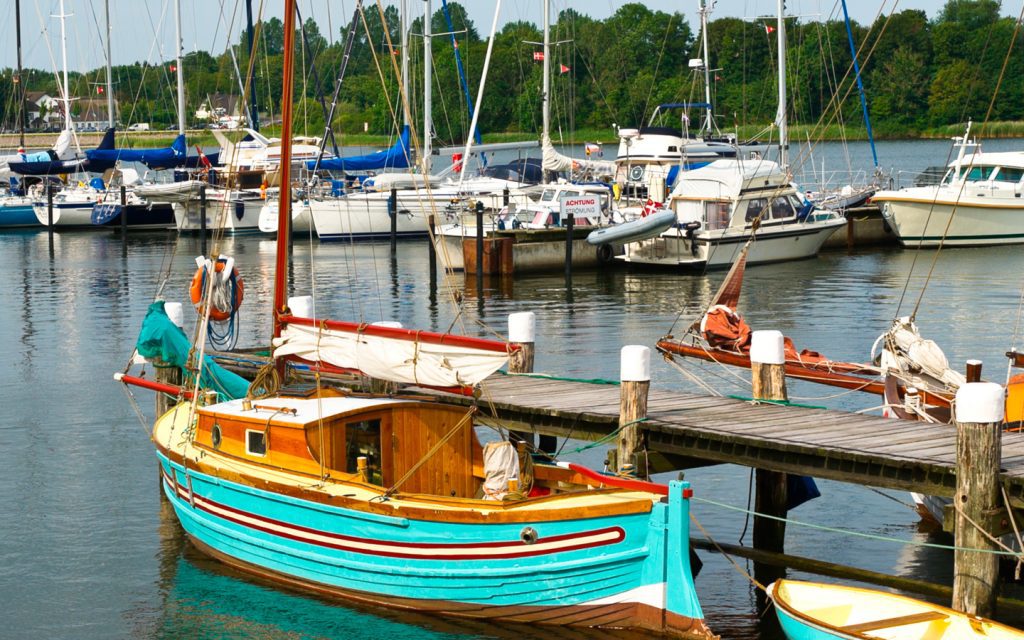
[
  {"xmin": 996, "ymin": 167, "xmax": 1024, "ymax": 183},
  {"xmin": 540, "ymin": 189, "xmax": 556, "ymax": 202}
]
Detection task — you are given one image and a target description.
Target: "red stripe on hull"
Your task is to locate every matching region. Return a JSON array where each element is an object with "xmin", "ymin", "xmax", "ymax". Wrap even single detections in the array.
[{"xmin": 162, "ymin": 470, "xmax": 625, "ymax": 560}]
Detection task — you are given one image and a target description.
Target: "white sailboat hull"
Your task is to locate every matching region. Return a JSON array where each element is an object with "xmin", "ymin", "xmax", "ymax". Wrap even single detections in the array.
[
  {"xmin": 172, "ymin": 196, "xmax": 264, "ymax": 233},
  {"xmin": 258, "ymin": 200, "xmax": 313, "ymax": 234},
  {"xmin": 875, "ymin": 189, "xmax": 1024, "ymax": 247}
]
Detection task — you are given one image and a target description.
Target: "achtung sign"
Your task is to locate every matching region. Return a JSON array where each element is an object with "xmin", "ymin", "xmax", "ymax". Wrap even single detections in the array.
[{"xmin": 558, "ymin": 194, "xmax": 601, "ymax": 219}]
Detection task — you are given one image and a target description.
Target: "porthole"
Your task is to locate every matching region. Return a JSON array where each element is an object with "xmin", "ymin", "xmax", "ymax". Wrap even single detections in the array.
[{"xmin": 211, "ymin": 424, "xmax": 222, "ymax": 449}]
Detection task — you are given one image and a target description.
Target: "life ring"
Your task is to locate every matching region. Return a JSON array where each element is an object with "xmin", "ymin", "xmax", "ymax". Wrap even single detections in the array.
[{"xmin": 190, "ymin": 256, "xmax": 244, "ymax": 322}]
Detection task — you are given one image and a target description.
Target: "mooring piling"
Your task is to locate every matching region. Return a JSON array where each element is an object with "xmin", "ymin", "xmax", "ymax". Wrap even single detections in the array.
[
  {"xmin": 617, "ymin": 345, "xmax": 651, "ymax": 478},
  {"xmin": 427, "ymin": 214, "xmax": 437, "ymax": 291},
  {"xmin": 508, "ymin": 311, "xmax": 537, "ymax": 447},
  {"xmin": 952, "ymin": 381, "xmax": 1004, "ymax": 618},
  {"xmin": 750, "ymin": 330, "xmax": 789, "ymax": 588},
  {"xmin": 389, "ymin": 188, "xmax": 398, "ymax": 253},
  {"xmin": 564, "ymin": 213, "xmax": 574, "ymax": 281}
]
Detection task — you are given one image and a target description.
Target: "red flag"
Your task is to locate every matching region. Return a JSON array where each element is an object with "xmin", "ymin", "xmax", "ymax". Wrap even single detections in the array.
[
  {"xmin": 532, "ymin": 51, "xmax": 544, "ymax": 61},
  {"xmin": 642, "ymin": 199, "xmax": 662, "ymax": 218},
  {"xmin": 169, "ymin": 64, "xmax": 177, "ymax": 72},
  {"xmin": 559, "ymin": 64, "xmax": 571, "ymax": 74},
  {"xmin": 765, "ymin": 24, "xmax": 776, "ymax": 34},
  {"xmin": 96, "ymin": 86, "xmax": 104, "ymax": 94}
]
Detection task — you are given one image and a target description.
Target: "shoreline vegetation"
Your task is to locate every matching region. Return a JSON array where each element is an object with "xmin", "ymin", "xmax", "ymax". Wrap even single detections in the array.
[
  {"xmin": 1, "ymin": 2, "xmax": 1018, "ymax": 152},
  {"xmin": 6, "ymin": 120, "xmax": 1023, "ymax": 151}
]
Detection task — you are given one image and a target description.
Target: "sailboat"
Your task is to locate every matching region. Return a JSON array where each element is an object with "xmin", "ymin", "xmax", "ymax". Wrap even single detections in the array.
[{"xmin": 117, "ymin": 2, "xmax": 712, "ymax": 635}]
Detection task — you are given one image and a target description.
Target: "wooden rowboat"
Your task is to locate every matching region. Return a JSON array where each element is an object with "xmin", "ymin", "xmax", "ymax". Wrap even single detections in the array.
[{"xmin": 769, "ymin": 579, "xmax": 1024, "ymax": 639}]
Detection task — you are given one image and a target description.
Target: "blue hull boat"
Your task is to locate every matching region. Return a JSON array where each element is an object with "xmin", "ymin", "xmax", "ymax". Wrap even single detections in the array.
[
  {"xmin": 92, "ymin": 202, "xmax": 175, "ymax": 230},
  {"xmin": 0, "ymin": 199, "xmax": 38, "ymax": 228}
]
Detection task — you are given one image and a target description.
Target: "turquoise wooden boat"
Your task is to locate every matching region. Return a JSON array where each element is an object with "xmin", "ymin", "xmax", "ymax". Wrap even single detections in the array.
[
  {"xmin": 770, "ymin": 579, "xmax": 1024, "ymax": 639},
  {"xmin": 154, "ymin": 394, "xmax": 712, "ymax": 637}
]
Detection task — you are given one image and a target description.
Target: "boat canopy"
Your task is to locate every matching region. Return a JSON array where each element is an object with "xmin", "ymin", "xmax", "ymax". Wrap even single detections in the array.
[
  {"xmin": 86, "ymin": 128, "xmax": 188, "ymax": 171},
  {"xmin": 135, "ymin": 300, "xmax": 250, "ymax": 400},
  {"xmin": 309, "ymin": 125, "xmax": 411, "ymax": 172},
  {"xmin": 670, "ymin": 158, "xmax": 789, "ymax": 201}
]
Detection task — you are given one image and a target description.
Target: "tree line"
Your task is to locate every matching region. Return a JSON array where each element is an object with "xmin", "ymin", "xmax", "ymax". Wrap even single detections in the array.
[{"xmin": 0, "ymin": 0, "xmax": 1018, "ymax": 143}]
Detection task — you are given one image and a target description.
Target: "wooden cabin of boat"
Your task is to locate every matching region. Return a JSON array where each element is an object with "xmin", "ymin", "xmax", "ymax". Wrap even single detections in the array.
[{"xmin": 184, "ymin": 394, "xmax": 636, "ymax": 509}]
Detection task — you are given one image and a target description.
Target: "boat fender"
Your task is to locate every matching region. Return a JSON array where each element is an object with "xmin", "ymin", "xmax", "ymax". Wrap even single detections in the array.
[
  {"xmin": 596, "ymin": 243, "xmax": 614, "ymax": 264},
  {"xmin": 235, "ymin": 200, "xmax": 245, "ymax": 220},
  {"xmin": 190, "ymin": 256, "xmax": 244, "ymax": 322}
]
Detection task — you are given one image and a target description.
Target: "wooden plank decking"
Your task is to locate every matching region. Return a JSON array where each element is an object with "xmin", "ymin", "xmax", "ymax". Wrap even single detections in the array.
[{"xmin": 417, "ymin": 372, "xmax": 1024, "ymax": 506}]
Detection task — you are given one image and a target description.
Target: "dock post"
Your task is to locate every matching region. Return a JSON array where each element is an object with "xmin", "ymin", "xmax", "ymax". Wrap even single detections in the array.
[
  {"xmin": 120, "ymin": 185, "xmax": 127, "ymax": 240},
  {"xmin": 47, "ymin": 183, "xmax": 54, "ymax": 236},
  {"xmin": 155, "ymin": 302, "xmax": 185, "ymax": 417},
  {"xmin": 503, "ymin": 187, "xmax": 509, "ymax": 207},
  {"xmin": 389, "ymin": 188, "xmax": 397, "ymax": 253},
  {"xmin": 966, "ymin": 359, "xmax": 983, "ymax": 383},
  {"xmin": 617, "ymin": 345, "xmax": 651, "ymax": 478},
  {"xmin": 199, "ymin": 183, "xmax": 207, "ymax": 255},
  {"xmin": 952, "ymin": 381, "xmax": 1004, "ymax": 617},
  {"xmin": 751, "ymin": 330, "xmax": 789, "ymax": 588},
  {"xmin": 475, "ymin": 202, "xmax": 484, "ymax": 294},
  {"xmin": 508, "ymin": 312, "xmax": 537, "ymax": 448},
  {"xmin": 565, "ymin": 213, "xmax": 574, "ymax": 281},
  {"xmin": 427, "ymin": 214, "xmax": 438, "ymax": 291}
]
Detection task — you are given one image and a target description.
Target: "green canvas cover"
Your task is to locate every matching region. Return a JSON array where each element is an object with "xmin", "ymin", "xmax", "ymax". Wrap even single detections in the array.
[{"xmin": 136, "ymin": 300, "xmax": 250, "ymax": 400}]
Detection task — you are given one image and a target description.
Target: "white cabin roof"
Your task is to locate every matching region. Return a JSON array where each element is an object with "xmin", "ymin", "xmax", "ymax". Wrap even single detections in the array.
[
  {"xmin": 949, "ymin": 151, "xmax": 1024, "ymax": 170},
  {"xmin": 204, "ymin": 396, "xmax": 410, "ymax": 426},
  {"xmin": 670, "ymin": 158, "xmax": 789, "ymax": 200}
]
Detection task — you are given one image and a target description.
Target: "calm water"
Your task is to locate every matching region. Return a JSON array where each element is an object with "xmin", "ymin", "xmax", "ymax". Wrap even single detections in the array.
[{"xmin": 4, "ymin": 139, "xmax": 1024, "ymax": 639}]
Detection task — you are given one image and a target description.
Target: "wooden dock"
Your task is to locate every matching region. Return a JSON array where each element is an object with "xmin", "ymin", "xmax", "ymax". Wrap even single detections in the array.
[{"xmin": 412, "ymin": 372, "xmax": 1024, "ymax": 507}]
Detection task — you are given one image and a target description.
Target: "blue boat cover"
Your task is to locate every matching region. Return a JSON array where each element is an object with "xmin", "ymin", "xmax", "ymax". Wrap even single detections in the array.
[
  {"xmin": 86, "ymin": 128, "xmax": 187, "ymax": 170},
  {"xmin": 135, "ymin": 300, "xmax": 250, "ymax": 400},
  {"xmin": 308, "ymin": 126, "xmax": 410, "ymax": 172},
  {"xmin": 9, "ymin": 157, "xmax": 89, "ymax": 175}
]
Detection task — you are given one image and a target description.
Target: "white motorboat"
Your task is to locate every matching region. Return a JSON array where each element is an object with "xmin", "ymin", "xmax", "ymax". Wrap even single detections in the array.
[
  {"xmin": 258, "ymin": 198, "xmax": 313, "ymax": 235},
  {"xmin": 170, "ymin": 187, "xmax": 269, "ymax": 233},
  {"xmin": 617, "ymin": 158, "xmax": 845, "ymax": 269},
  {"xmin": 873, "ymin": 123, "xmax": 1024, "ymax": 247}
]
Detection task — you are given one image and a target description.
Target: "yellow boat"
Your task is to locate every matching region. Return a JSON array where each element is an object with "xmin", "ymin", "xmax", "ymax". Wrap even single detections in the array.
[{"xmin": 769, "ymin": 580, "xmax": 1024, "ymax": 639}]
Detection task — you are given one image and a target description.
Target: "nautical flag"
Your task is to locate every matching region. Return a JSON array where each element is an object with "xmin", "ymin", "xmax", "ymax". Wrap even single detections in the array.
[
  {"xmin": 642, "ymin": 198, "xmax": 662, "ymax": 217},
  {"xmin": 96, "ymin": 86, "xmax": 104, "ymax": 94},
  {"xmin": 169, "ymin": 64, "xmax": 177, "ymax": 72},
  {"xmin": 765, "ymin": 24, "xmax": 776, "ymax": 34},
  {"xmin": 559, "ymin": 64, "xmax": 571, "ymax": 74},
  {"xmin": 533, "ymin": 51, "xmax": 544, "ymax": 61},
  {"xmin": 584, "ymin": 142, "xmax": 601, "ymax": 157}
]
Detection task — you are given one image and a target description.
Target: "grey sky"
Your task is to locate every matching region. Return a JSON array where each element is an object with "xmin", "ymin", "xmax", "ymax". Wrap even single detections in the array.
[{"xmin": 0, "ymin": 1, "xmax": 1011, "ymax": 74}]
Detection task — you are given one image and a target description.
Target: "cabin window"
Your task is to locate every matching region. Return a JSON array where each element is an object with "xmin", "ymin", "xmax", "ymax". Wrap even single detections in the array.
[
  {"xmin": 704, "ymin": 201, "xmax": 731, "ymax": 230},
  {"xmin": 744, "ymin": 198, "xmax": 768, "ymax": 223},
  {"xmin": 965, "ymin": 166, "xmax": 995, "ymax": 182},
  {"xmin": 246, "ymin": 429, "xmax": 267, "ymax": 457},
  {"xmin": 770, "ymin": 197, "xmax": 796, "ymax": 220},
  {"xmin": 211, "ymin": 423, "xmax": 222, "ymax": 449},
  {"xmin": 997, "ymin": 167, "xmax": 1024, "ymax": 183},
  {"xmin": 346, "ymin": 419, "xmax": 383, "ymax": 484},
  {"xmin": 540, "ymin": 189, "xmax": 555, "ymax": 202}
]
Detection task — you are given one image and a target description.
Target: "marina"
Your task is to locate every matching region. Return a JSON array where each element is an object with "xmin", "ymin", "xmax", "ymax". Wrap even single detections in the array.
[{"xmin": 7, "ymin": 0, "xmax": 1024, "ymax": 639}]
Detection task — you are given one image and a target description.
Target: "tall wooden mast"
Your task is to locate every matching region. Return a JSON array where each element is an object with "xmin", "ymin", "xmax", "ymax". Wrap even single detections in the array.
[{"xmin": 273, "ymin": 0, "xmax": 297, "ymax": 341}]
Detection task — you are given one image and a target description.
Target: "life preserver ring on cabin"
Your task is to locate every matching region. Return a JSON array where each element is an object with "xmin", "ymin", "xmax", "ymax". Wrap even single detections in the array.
[{"xmin": 189, "ymin": 256, "xmax": 244, "ymax": 322}]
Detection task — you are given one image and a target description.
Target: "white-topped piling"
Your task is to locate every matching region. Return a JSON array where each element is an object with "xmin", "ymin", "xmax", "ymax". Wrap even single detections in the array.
[
  {"xmin": 617, "ymin": 345, "xmax": 651, "ymax": 477},
  {"xmin": 508, "ymin": 312, "xmax": 540, "ymax": 448},
  {"xmin": 953, "ymin": 382, "xmax": 1004, "ymax": 618},
  {"xmin": 750, "ymin": 329, "xmax": 789, "ymax": 590}
]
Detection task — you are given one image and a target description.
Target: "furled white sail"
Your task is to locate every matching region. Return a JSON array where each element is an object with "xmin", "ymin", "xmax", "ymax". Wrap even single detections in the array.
[
  {"xmin": 541, "ymin": 134, "xmax": 615, "ymax": 178},
  {"xmin": 876, "ymin": 317, "xmax": 966, "ymax": 391},
  {"xmin": 272, "ymin": 322, "xmax": 510, "ymax": 388}
]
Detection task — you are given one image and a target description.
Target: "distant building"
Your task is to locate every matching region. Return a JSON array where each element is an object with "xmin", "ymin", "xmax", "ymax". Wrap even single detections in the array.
[
  {"xmin": 24, "ymin": 91, "xmax": 61, "ymax": 129},
  {"xmin": 74, "ymin": 98, "xmax": 119, "ymax": 131}
]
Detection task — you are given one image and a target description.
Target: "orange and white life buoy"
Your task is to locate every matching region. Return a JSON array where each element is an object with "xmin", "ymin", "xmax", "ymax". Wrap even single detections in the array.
[{"xmin": 190, "ymin": 255, "xmax": 244, "ymax": 322}]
